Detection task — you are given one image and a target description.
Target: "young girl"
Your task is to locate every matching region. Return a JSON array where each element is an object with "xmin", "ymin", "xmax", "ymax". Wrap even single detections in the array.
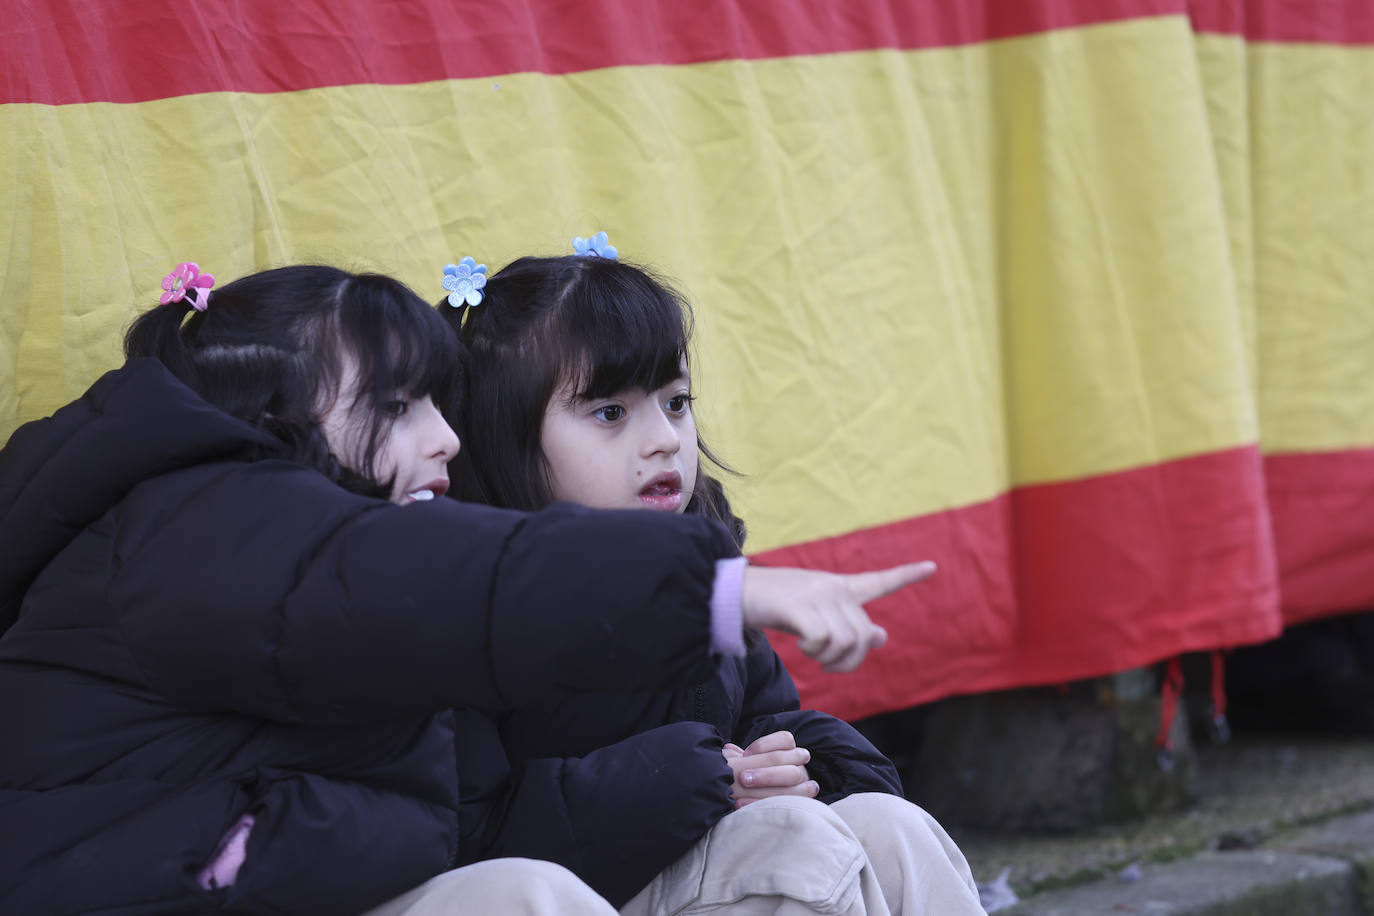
[
  {"xmin": 441, "ymin": 243, "xmax": 985, "ymax": 915},
  {"xmin": 0, "ymin": 262, "xmax": 926, "ymax": 915}
]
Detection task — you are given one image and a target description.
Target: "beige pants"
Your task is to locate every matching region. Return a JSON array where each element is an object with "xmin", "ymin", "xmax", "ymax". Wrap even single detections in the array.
[
  {"xmin": 361, "ymin": 858, "xmax": 618, "ymax": 915},
  {"xmin": 619, "ymin": 794, "xmax": 985, "ymax": 915}
]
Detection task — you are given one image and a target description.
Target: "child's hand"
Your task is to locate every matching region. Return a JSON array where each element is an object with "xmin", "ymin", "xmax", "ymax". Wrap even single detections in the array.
[
  {"xmin": 722, "ymin": 730, "xmax": 818, "ymax": 809},
  {"xmin": 739, "ymin": 561, "xmax": 936, "ymax": 672}
]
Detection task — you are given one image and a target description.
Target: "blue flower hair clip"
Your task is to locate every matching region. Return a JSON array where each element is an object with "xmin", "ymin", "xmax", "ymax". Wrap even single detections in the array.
[
  {"xmin": 572, "ymin": 231, "xmax": 618, "ymax": 260},
  {"xmin": 442, "ymin": 256, "xmax": 487, "ymax": 307}
]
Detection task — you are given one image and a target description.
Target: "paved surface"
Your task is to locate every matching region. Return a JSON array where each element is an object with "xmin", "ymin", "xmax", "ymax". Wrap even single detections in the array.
[
  {"xmin": 1002, "ymin": 849, "xmax": 1362, "ymax": 915},
  {"xmin": 950, "ymin": 733, "xmax": 1374, "ymax": 913}
]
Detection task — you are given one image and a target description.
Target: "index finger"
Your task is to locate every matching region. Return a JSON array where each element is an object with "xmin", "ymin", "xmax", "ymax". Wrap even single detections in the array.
[
  {"xmin": 843, "ymin": 561, "xmax": 937, "ymax": 605},
  {"xmin": 743, "ymin": 730, "xmax": 797, "ymax": 756}
]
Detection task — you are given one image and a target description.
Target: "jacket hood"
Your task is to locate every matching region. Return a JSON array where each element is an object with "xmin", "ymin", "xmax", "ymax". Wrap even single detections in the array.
[{"xmin": 0, "ymin": 358, "xmax": 277, "ymax": 633}]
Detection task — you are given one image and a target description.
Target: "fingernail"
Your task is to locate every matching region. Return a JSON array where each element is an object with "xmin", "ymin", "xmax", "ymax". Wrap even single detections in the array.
[
  {"xmin": 809, "ymin": 781, "xmax": 820, "ymax": 794},
  {"xmin": 741, "ymin": 771, "xmax": 755, "ymax": 786},
  {"xmin": 801, "ymin": 749, "xmax": 811, "ymax": 762}
]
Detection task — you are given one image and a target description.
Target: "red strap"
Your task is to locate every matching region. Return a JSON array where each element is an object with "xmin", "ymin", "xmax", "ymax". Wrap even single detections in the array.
[
  {"xmin": 1155, "ymin": 657, "xmax": 1185, "ymax": 762},
  {"xmin": 1209, "ymin": 649, "xmax": 1227, "ymax": 718}
]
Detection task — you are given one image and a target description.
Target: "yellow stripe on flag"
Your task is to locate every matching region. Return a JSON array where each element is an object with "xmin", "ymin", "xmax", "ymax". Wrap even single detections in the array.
[
  {"xmin": 1192, "ymin": 33, "xmax": 1374, "ymax": 457},
  {"xmin": 1247, "ymin": 41, "xmax": 1374, "ymax": 455},
  {"xmin": 6, "ymin": 16, "xmax": 1368, "ymax": 555}
]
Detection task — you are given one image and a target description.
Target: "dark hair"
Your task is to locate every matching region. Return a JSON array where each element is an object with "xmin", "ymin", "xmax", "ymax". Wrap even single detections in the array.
[
  {"xmin": 440, "ymin": 254, "xmax": 745, "ymax": 546},
  {"xmin": 126, "ymin": 265, "xmax": 463, "ymax": 497}
]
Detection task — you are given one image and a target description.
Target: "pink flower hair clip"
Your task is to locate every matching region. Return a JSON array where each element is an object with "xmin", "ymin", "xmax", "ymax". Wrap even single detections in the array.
[{"xmin": 160, "ymin": 261, "xmax": 215, "ymax": 311}]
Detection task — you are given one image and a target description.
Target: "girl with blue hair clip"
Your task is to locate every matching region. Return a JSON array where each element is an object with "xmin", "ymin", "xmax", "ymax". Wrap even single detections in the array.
[{"xmin": 437, "ymin": 239, "xmax": 986, "ymax": 915}]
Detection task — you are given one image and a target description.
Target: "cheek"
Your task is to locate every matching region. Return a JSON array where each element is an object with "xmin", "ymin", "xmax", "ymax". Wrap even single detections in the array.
[
  {"xmin": 539, "ymin": 424, "xmax": 596, "ymax": 502},
  {"xmin": 541, "ymin": 430, "xmax": 631, "ymax": 508},
  {"xmin": 549, "ymin": 449, "xmax": 617, "ymax": 505},
  {"xmin": 375, "ymin": 435, "xmax": 403, "ymax": 480},
  {"xmin": 538, "ymin": 430, "xmax": 579, "ymax": 490}
]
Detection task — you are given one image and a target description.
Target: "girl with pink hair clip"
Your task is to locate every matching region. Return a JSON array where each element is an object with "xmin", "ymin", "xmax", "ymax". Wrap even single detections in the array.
[{"xmin": 0, "ymin": 260, "xmax": 933, "ymax": 915}]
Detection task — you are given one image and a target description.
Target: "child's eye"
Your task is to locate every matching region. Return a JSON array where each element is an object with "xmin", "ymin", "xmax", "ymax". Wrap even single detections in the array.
[
  {"xmin": 382, "ymin": 399, "xmax": 410, "ymax": 417},
  {"xmin": 592, "ymin": 405, "xmax": 625, "ymax": 423},
  {"xmin": 665, "ymin": 394, "xmax": 693, "ymax": 414}
]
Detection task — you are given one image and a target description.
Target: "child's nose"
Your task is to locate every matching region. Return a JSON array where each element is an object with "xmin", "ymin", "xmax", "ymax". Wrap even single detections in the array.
[
  {"xmin": 422, "ymin": 400, "xmax": 461, "ymax": 461},
  {"xmin": 641, "ymin": 410, "xmax": 682, "ymax": 457}
]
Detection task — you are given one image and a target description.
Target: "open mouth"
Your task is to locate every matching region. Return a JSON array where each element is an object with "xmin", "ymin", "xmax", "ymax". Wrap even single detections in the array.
[
  {"xmin": 638, "ymin": 471, "xmax": 684, "ymax": 512},
  {"xmin": 404, "ymin": 479, "xmax": 449, "ymax": 504}
]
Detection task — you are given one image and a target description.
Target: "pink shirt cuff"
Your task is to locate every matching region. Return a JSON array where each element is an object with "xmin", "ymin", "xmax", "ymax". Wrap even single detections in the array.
[
  {"xmin": 710, "ymin": 556, "xmax": 747, "ymax": 657},
  {"xmin": 197, "ymin": 813, "xmax": 255, "ymax": 890}
]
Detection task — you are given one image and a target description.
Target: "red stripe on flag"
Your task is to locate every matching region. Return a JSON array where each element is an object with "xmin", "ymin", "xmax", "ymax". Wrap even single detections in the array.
[
  {"xmin": 1188, "ymin": 0, "xmax": 1374, "ymax": 44},
  {"xmin": 14, "ymin": 1, "xmax": 1368, "ymax": 107},
  {"xmin": 754, "ymin": 445, "xmax": 1281, "ymax": 721},
  {"xmin": 7, "ymin": 0, "xmax": 1189, "ymax": 105},
  {"xmin": 1265, "ymin": 448, "xmax": 1374, "ymax": 624}
]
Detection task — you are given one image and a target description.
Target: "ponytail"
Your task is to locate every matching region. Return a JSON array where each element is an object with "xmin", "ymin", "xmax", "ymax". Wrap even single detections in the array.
[{"xmin": 124, "ymin": 299, "xmax": 204, "ymax": 392}]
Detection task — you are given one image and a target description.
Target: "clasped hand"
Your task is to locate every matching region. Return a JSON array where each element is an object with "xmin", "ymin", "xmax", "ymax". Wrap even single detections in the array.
[{"xmin": 722, "ymin": 730, "xmax": 816, "ymax": 809}]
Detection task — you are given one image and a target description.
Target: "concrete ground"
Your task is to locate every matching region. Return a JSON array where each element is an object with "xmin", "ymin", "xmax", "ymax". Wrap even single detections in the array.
[{"xmin": 951, "ymin": 732, "xmax": 1374, "ymax": 913}]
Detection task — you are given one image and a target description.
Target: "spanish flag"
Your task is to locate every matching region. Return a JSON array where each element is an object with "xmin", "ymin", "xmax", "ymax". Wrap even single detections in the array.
[{"xmin": 5, "ymin": 0, "xmax": 1373, "ymax": 719}]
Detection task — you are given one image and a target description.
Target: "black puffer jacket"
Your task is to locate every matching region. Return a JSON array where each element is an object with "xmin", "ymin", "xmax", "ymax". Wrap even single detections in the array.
[
  {"xmin": 0, "ymin": 359, "xmax": 740, "ymax": 915},
  {"xmin": 458, "ymin": 620, "xmax": 903, "ymax": 906}
]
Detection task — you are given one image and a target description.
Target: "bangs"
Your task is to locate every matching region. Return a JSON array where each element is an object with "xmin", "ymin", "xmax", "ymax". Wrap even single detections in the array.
[
  {"xmin": 335, "ymin": 274, "xmax": 464, "ymax": 407},
  {"xmin": 552, "ymin": 267, "xmax": 692, "ymax": 402}
]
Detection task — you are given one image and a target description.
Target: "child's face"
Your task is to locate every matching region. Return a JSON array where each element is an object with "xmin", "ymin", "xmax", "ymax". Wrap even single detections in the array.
[
  {"xmin": 319, "ymin": 358, "xmax": 460, "ymax": 505},
  {"xmin": 540, "ymin": 364, "xmax": 699, "ymax": 514}
]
